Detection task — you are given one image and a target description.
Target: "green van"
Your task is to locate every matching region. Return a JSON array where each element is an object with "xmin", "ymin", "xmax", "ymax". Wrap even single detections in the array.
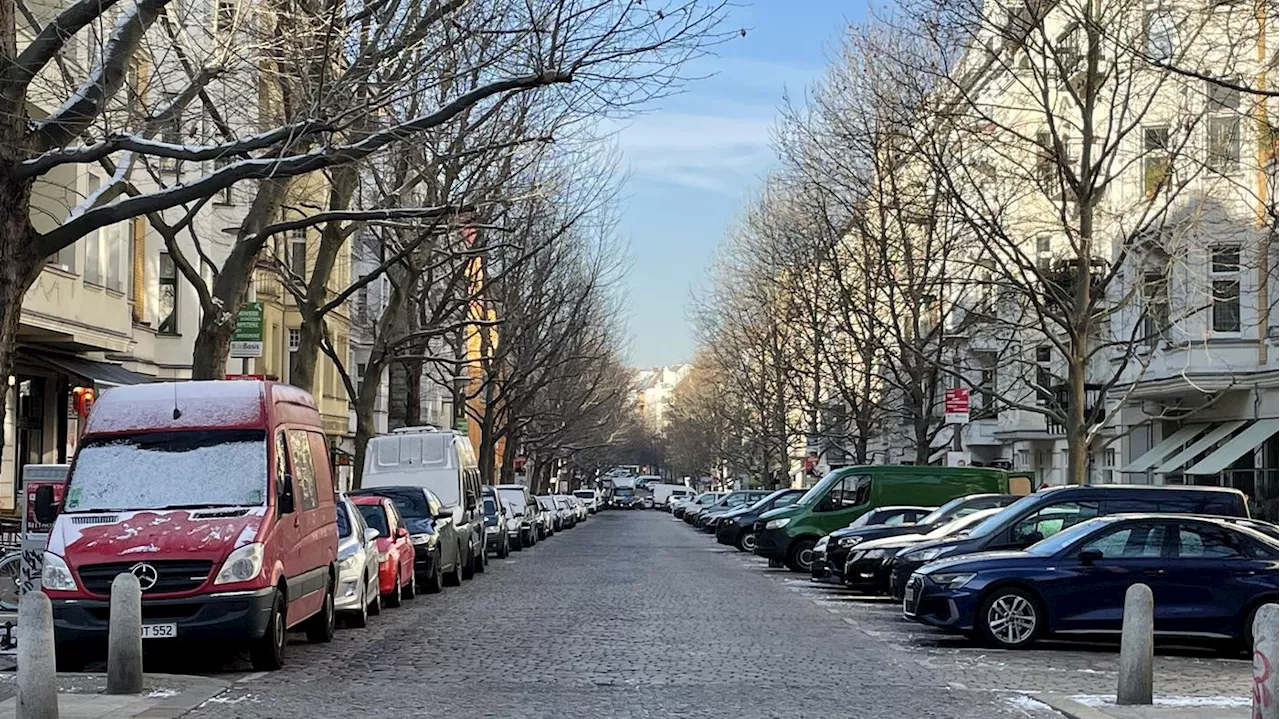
[{"xmin": 752, "ymin": 465, "xmax": 1018, "ymax": 572}]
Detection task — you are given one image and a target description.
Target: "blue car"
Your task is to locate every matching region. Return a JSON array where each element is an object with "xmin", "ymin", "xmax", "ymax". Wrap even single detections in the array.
[{"xmin": 903, "ymin": 514, "xmax": 1278, "ymax": 650}]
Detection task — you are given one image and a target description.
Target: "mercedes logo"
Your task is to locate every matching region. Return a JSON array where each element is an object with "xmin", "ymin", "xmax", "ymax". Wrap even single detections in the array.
[{"xmin": 129, "ymin": 562, "xmax": 159, "ymax": 591}]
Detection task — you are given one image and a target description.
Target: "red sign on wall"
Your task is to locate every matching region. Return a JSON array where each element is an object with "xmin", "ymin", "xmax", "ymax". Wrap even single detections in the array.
[{"xmin": 944, "ymin": 388, "xmax": 970, "ymax": 425}]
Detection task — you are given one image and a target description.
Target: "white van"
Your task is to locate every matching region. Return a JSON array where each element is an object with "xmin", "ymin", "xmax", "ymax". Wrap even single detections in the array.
[
  {"xmin": 650, "ymin": 483, "xmax": 693, "ymax": 507},
  {"xmin": 362, "ymin": 427, "xmax": 486, "ymax": 577}
]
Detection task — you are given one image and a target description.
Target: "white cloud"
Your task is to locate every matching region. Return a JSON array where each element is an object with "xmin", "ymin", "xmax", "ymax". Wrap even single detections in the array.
[{"xmin": 608, "ymin": 111, "xmax": 777, "ymax": 194}]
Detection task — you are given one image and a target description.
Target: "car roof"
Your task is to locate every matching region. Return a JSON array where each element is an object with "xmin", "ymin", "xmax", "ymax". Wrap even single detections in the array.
[
  {"xmin": 874, "ymin": 505, "xmax": 935, "ymax": 512},
  {"xmin": 1037, "ymin": 484, "xmax": 1245, "ymax": 496},
  {"xmin": 349, "ymin": 495, "xmax": 388, "ymax": 506}
]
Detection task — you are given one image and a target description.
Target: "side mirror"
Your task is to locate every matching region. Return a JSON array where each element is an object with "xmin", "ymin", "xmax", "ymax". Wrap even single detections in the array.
[
  {"xmin": 34, "ymin": 485, "xmax": 58, "ymax": 524},
  {"xmin": 395, "ymin": 527, "xmax": 409, "ymax": 539},
  {"xmin": 278, "ymin": 474, "xmax": 295, "ymax": 514},
  {"xmin": 435, "ymin": 505, "xmax": 454, "ymax": 520},
  {"xmin": 465, "ymin": 492, "xmax": 478, "ymax": 511},
  {"xmin": 1078, "ymin": 548, "xmax": 1103, "ymax": 565},
  {"xmin": 363, "ymin": 527, "xmax": 380, "ymax": 543}
]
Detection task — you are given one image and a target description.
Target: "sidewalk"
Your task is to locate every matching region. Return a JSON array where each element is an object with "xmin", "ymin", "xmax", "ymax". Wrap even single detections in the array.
[
  {"xmin": 0, "ymin": 673, "xmax": 230, "ymax": 718},
  {"xmin": 1035, "ymin": 693, "xmax": 1250, "ymax": 719}
]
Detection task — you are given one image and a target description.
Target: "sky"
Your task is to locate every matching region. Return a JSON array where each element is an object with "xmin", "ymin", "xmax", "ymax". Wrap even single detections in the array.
[{"xmin": 616, "ymin": 2, "xmax": 865, "ymax": 368}]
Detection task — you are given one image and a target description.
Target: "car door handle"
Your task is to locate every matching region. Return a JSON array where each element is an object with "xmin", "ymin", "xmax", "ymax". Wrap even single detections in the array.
[{"xmin": 1141, "ymin": 568, "xmax": 1165, "ymax": 575}]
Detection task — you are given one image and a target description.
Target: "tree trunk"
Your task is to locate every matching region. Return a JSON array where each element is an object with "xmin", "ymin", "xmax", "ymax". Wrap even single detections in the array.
[
  {"xmin": 292, "ymin": 166, "xmax": 357, "ymax": 392},
  {"xmin": 351, "ymin": 375, "xmax": 379, "ymax": 489},
  {"xmin": 0, "ymin": 201, "xmax": 43, "ymax": 479}
]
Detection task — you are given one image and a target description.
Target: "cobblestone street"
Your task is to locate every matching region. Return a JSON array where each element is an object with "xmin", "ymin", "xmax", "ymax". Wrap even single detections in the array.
[{"xmin": 185, "ymin": 511, "xmax": 1074, "ymax": 718}]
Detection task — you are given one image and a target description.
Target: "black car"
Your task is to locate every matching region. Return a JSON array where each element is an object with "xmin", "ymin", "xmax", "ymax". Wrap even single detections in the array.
[
  {"xmin": 888, "ymin": 484, "xmax": 1252, "ymax": 599},
  {"xmin": 815, "ymin": 494, "xmax": 1019, "ymax": 583},
  {"xmin": 352, "ymin": 485, "xmax": 460, "ymax": 589},
  {"xmin": 697, "ymin": 490, "xmax": 771, "ymax": 532},
  {"xmin": 840, "ymin": 507, "xmax": 1005, "ymax": 593},
  {"xmin": 716, "ymin": 489, "xmax": 806, "ymax": 551},
  {"xmin": 481, "ymin": 491, "xmax": 511, "ymax": 559}
]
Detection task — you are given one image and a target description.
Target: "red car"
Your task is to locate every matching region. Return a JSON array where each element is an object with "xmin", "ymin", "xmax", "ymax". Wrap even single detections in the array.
[{"xmin": 350, "ymin": 496, "xmax": 416, "ymax": 606}]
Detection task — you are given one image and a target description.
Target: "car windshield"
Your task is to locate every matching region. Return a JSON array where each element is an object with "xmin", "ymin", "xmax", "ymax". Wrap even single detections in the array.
[
  {"xmin": 504, "ymin": 501, "xmax": 523, "ymax": 517},
  {"xmin": 336, "ymin": 503, "xmax": 352, "ymax": 538},
  {"xmin": 64, "ymin": 429, "xmax": 268, "ymax": 512},
  {"xmin": 356, "ymin": 504, "xmax": 389, "ymax": 536},
  {"xmin": 574, "ymin": 491, "xmax": 594, "ymax": 499},
  {"xmin": 537, "ymin": 496, "xmax": 555, "ymax": 509},
  {"xmin": 497, "ymin": 488, "xmax": 526, "ymax": 509},
  {"xmin": 794, "ymin": 470, "xmax": 843, "ymax": 507},
  {"xmin": 916, "ymin": 496, "xmax": 974, "ymax": 526},
  {"xmin": 616, "ymin": 489, "xmax": 634, "ymax": 497},
  {"xmin": 1024, "ymin": 517, "xmax": 1113, "ymax": 556},
  {"xmin": 925, "ymin": 508, "xmax": 1002, "ymax": 539},
  {"xmin": 483, "ymin": 497, "xmax": 497, "ymax": 516},
  {"xmin": 966, "ymin": 493, "xmax": 1042, "ymax": 538}
]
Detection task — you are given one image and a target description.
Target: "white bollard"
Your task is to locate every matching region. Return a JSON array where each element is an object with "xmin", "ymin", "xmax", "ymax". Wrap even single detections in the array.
[
  {"xmin": 107, "ymin": 574, "xmax": 143, "ymax": 695},
  {"xmin": 17, "ymin": 592, "xmax": 59, "ymax": 719},
  {"xmin": 1117, "ymin": 583, "xmax": 1154, "ymax": 706},
  {"xmin": 1253, "ymin": 604, "xmax": 1278, "ymax": 719}
]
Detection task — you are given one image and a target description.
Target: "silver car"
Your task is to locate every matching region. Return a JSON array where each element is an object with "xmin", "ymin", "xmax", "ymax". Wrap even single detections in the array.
[{"xmin": 336, "ymin": 494, "xmax": 382, "ymax": 627}]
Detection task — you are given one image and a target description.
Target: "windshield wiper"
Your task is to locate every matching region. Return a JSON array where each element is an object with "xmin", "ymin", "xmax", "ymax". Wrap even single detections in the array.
[{"xmin": 152, "ymin": 503, "xmax": 253, "ymax": 510}]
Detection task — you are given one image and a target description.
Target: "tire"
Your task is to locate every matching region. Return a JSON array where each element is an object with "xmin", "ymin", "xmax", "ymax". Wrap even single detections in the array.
[
  {"xmin": 250, "ymin": 590, "xmax": 286, "ymax": 671},
  {"xmin": 0, "ymin": 553, "xmax": 21, "ymax": 611},
  {"xmin": 512, "ymin": 534, "xmax": 523, "ymax": 552},
  {"xmin": 476, "ymin": 544, "xmax": 487, "ymax": 574},
  {"xmin": 499, "ymin": 537, "xmax": 510, "ymax": 558},
  {"xmin": 736, "ymin": 530, "xmax": 757, "ymax": 553},
  {"xmin": 305, "ymin": 575, "xmax": 336, "ymax": 643},
  {"xmin": 1239, "ymin": 600, "xmax": 1273, "ymax": 654},
  {"xmin": 786, "ymin": 539, "xmax": 817, "ymax": 573},
  {"xmin": 55, "ymin": 647, "xmax": 89, "ymax": 673},
  {"xmin": 461, "ymin": 544, "xmax": 476, "ymax": 580},
  {"xmin": 444, "ymin": 554, "xmax": 463, "ymax": 587},
  {"xmin": 347, "ymin": 583, "xmax": 369, "ymax": 629},
  {"xmin": 423, "ymin": 551, "xmax": 444, "ymax": 594},
  {"xmin": 368, "ymin": 575, "xmax": 382, "ymax": 616},
  {"xmin": 403, "ymin": 567, "xmax": 417, "ymax": 599},
  {"xmin": 385, "ymin": 571, "xmax": 403, "ymax": 608},
  {"xmin": 977, "ymin": 587, "xmax": 1042, "ymax": 649}
]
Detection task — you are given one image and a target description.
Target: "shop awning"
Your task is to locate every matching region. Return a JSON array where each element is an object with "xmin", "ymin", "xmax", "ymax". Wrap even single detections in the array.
[
  {"xmin": 1153, "ymin": 420, "xmax": 1246, "ymax": 475},
  {"xmin": 1185, "ymin": 421, "xmax": 1280, "ymax": 476},
  {"xmin": 1120, "ymin": 424, "xmax": 1209, "ymax": 473},
  {"xmin": 26, "ymin": 351, "xmax": 152, "ymax": 388}
]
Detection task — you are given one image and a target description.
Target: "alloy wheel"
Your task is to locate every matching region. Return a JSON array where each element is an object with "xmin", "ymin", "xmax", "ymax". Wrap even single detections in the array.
[{"xmin": 986, "ymin": 593, "xmax": 1038, "ymax": 646}]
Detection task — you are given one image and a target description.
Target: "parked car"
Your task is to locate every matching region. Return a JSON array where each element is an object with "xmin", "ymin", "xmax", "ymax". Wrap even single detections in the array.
[
  {"xmin": 903, "ymin": 514, "xmax": 1279, "ymax": 650},
  {"xmin": 838, "ymin": 507, "xmax": 1005, "ymax": 593},
  {"xmin": 716, "ymin": 489, "xmax": 807, "ymax": 551},
  {"xmin": 495, "ymin": 484, "xmax": 541, "ymax": 547},
  {"xmin": 336, "ymin": 495, "xmax": 382, "ymax": 627},
  {"xmin": 574, "ymin": 489, "xmax": 600, "ymax": 513},
  {"xmin": 36, "ymin": 381, "xmax": 339, "ymax": 671},
  {"xmin": 687, "ymin": 491, "xmax": 754, "ymax": 527},
  {"xmin": 650, "ymin": 483, "xmax": 695, "ymax": 508},
  {"xmin": 351, "ymin": 495, "xmax": 417, "ymax": 607},
  {"xmin": 754, "ymin": 466, "xmax": 1020, "ymax": 573},
  {"xmin": 888, "ymin": 484, "xmax": 1252, "ymax": 599},
  {"xmin": 482, "ymin": 492, "xmax": 511, "ymax": 559},
  {"xmin": 663, "ymin": 488, "xmax": 696, "ymax": 511},
  {"xmin": 696, "ymin": 491, "xmax": 771, "ymax": 531},
  {"xmin": 675, "ymin": 492, "xmax": 724, "ymax": 520},
  {"xmin": 351, "ymin": 486, "xmax": 452, "ymax": 592},
  {"xmin": 815, "ymin": 494, "xmax": 1020, "ymax": 582},
  {"xmin": 565, "ymin": 495, "xmax": 589, "ymax": 522},
  {"xmin": 538, "ymin": 495, "xmax": 566, "ymax": 530},
  {"xmin": 811, "ymin": 505, "xmax": 935, "ymax": 580},
  {"xmin": 533, "ymin": 496, "xmax": 557, "ymax": 537},
  {"xmin": 554, "ymin": 495, "xmax": 578, "ymax": 527},
  {"xmin": 362, "ymin": 426, "xmax": 487, "ymax": 579}
]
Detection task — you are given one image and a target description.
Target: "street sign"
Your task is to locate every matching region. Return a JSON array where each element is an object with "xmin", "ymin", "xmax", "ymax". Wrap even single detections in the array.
[
  {"xmin": 944, "ymin": 387, "xmax": 970, "ymax": 425},
  {"xmin": 230, "ymin": 302, "xmax": 264, "ymax": 358}
]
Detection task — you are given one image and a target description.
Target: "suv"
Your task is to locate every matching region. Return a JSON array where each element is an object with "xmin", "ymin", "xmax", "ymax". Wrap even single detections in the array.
[
  {"xmin": 37, "ymin": 381, "xmax": 338, "ymax": 671},
  {"xmin": 363, "ymin": 427, "xmax": 487, "ymax": 578},
  {"xmin": 888, "ymin": 484, "xmax": 1251, "ymax": 598}
]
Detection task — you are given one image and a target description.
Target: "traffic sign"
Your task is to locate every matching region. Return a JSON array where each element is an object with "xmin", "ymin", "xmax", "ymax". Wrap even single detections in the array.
[
  {"xmin": 944, "ymin": 387, "xmax": 970, "ymax": 425},
  {"xmin": 230, "ymin": 302, "xmax": 264, "ymax": 358}
]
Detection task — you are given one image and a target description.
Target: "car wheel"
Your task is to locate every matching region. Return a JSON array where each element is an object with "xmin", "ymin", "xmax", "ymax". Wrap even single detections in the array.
[
  {"xmin": 512, "ymin": 533, "xmax": 524, "ymax": 552},
  {"xmin": 423, "ymin": 551, "xmax": 444, "ymax": 594},
  {"xmin": 476, "ymin": 543, "xmax": 487, "ymax": 574},
  {"xmin": 305, "ymin": 574, "xmax": 336, "ymax": 643},
  {"xmin": 736, "ymin": 530, "xmax": 757, "ymax": 552},
  {"xmin": 444, "ymin": 554, "xmax": 463, "ymax": 587},
  {"xmin": 1238, "ymin": 601, "xmax": 1272, "ymax": 654},
  {"xmin": 368, "ymin": 574, "xmax": 382, "ymax": 616},
  {"xmin": 499, "ymin": 536, "xmax": 510, "ymax": 558},
  {"xmin": 978, "ymin": 587, "xmax": 1042, "ymax": 649},
  {"xmin": 461, "ymin": 544, "xmax": 475, "ymax": 580},
  {"xmin": 347, "ymin": 582, "xmax": 369, "ymax": 629},
  {"xmin": 250, "ymin": 589, "xmax": 286, "ymax": 671},
  {"xmin": 385, "ymin": 571, "xmax": 403, "ymax": 608},
  {"xmin": 786, "ymin": 539, "xmax": 817, "ymax": 573},
  {"xmin": 403, "ymin": 567, "xmax": 417, "ymax": 599}
]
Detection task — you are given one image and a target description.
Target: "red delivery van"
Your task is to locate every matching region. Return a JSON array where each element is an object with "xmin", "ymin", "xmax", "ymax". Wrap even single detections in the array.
[{"xmin": 36, "ymin": 380, "xmax": 338, "ymax": 670}]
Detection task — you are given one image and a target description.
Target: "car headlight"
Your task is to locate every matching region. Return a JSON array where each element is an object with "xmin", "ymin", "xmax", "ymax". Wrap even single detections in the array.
[
  {"xmin": 909, "ymin": 546, "xmax": 947, "ymax": 562},
  {"xmin": 410, "ymin": 533, "xmax": 432, "ymax": 545},
  {"xmin": 815, "ymin": 536, "xmax": 829, "ymax": 549},
  {"xmin": 862, "ymin": 548, "xmax": 887, "ymax": 560},
  {"xmin": 929, "ymin": 572, "xmax": 975, "ymax": 589},
  {"xmin": 41, "ymin": 552, "xmax": 77, "ymax": 591},
  {"xmin": 838, "ymin": 536, "xmax": 864, "ymax": 548},
  {"xmin": 214, "ymin": 543, "xmax": 264, "ymax": 585},
  {"xmin": 339, "ymin": 551, "xmax": 361, "ymax": 573},
  {"xmin": 764, "ymin": 518, "xmax": 791, "ymax": 530}
]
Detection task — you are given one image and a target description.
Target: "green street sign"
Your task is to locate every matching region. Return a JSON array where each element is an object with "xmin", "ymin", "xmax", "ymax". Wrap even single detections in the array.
[{"xmin": 230, "ymin": 302, "xmax": 264, "ymax": 358}]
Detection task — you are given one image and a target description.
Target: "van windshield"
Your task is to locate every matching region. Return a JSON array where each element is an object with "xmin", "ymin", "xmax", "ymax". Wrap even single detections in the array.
[
  {"xmin": 64, "ymin": 430, "xmax": 268, "ymax": 512},
  {"xmin": 794, "ymin": 470, "xmax": 843, "ymax": 507},
  {"xmin": 966, "ymin": 493, "xmax": 1041, "ymax": 538}
]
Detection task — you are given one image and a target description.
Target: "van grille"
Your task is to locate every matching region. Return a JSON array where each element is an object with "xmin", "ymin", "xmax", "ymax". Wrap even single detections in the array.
[{"xmin": 77, "ymin": 560, "xmax": 213, "ymax": 596}]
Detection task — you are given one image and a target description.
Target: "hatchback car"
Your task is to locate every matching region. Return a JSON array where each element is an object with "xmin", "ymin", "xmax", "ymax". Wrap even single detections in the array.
[
  {"xmin": 903, "ymin": 514, "xmax": 1279, "ymax": 650},
  {"xmin": 839, "ymin": 507, "xmax": 1004, "ymax": 593},
  {"xmin": 336, "ymin": 495, "xmax": 382, "ymax": 627},
  {"xmin": 352, "ymin": 486, "xmax": 453, "ymax": 592},
  {"xmin": 716, "ymin": 489, "xmax": 807, "ymax": 551},
  {"xmin": 350, "ymin": 495, "xmax": 417, "ymax": 607},
  {"xmin": 482, "ymin": 493, "xmax": 511, "ymax": 559}
]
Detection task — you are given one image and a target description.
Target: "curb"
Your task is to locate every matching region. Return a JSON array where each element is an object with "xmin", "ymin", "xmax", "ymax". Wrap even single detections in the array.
[
  {"xmin": 113, "ymin": 673, "xmax": 230, "ymax": 718},
  {"xmin": 1036, "ymin": 694, "xmax": 1122, "ymax": 719}
]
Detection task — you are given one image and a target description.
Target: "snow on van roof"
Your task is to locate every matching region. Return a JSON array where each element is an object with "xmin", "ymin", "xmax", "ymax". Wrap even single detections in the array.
[{"xmin": 84, "ymin": 381, "xmax": 268, "ymax": 435}]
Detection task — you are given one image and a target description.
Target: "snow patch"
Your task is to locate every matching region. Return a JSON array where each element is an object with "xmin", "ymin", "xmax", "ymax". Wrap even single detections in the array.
[
  {"xmin": 1006, "ymin": 695, "xmax": 1051, "ymax": 712},
  {"xmin": 1071, "ymin": 694, "xmax": 1251, "ymax": 708},
  {"xmin": 120, "ymin": 544, "xmax": 160, "ymax": 554},
  {"xmin": 147, "ymin": 689, "xmax": 178, "ymax": 698},
  {"xmin": 64, "ymin": 439, "xmax": 267, "ymax": 512}
]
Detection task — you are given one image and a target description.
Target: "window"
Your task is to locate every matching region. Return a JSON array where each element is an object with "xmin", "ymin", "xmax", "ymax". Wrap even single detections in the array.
[
  {"xmin": 1035, "ymin": 131, "xmax": 1055, "ymax": 186},
  {"xmin": 214, "ymin": 157, "xmax": 234, "ymax": 204},
  {"xmin": 1174, "ymin": 523, "xmax": 1243, "ymax": 559},
  {"xmin": 1082, "ymin": 523, "xmax": 1168, "ymax": 558},
  {"xmin": 975, "ymin": 351, "xmax": 998, "ymax": 416},
  {"xmin": 1141, "ymin": 270, "xmax": 1170, "ymax": 346},
  {"xmin": 1034, "ymin": 345, "xmax": 1052, "ymax": 404},
  {"xmin": 105, "ymin": 223, "xmax": 125, "ymax": 292},
  {"xmin": 1001, "ymin": 2, "xmax": 1036, "ymax": 46},
  {"xmin": 53, "ymin": 242, "xmax": 76, "ymax": 272},
  {"xmin": 1036, "ymin": 234, "xmax": 1052, "ymax": 270},
  {"xmin": 287, "ymin": 429, "xmax": 318, "ymax": 511},
  {"xmin": 158, "ymin": 252, "xmax": 179, "ymax": 334},
  {"xmin": 158, "ymin": 93, "xmax": 183, "ymax": 170},
  {"xmin": 1210, "ymin": 245, "xmax": 1241, "ymax": 332},
  {"xmin": 1143, "ymin": 8, "xmax": 1174, "ymax": 60},
  {"xmin": 1208, "ymin": 117, "xmax": 1241, "ymax": 173},
  {"xmin": 215, "ymin": 0, "xmax": 235, "ymax": 33},
  {"xmin": 355, "ymin": 362, "xmax": 367, "ymax": 396},
  {"xmin": 289, "ymin": 230, "xmax": 307, "ymax": 279},
  {"xmin": 816, "ymin": 474, "xmax": 871, "ymax": 512},
  {"xmin": 1010, "ymin": 501, "xmax": 1099, "ymax": 543},
  {"xmin": 1143, "ymin": 127, "xmax": 1171, "ymax": 197}
]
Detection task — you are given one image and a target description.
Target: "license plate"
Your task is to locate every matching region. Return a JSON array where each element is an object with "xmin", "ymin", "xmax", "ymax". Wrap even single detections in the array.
[{"xmin": 141, "ymin": 623, "xmax": 176, "ymax": 639}]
